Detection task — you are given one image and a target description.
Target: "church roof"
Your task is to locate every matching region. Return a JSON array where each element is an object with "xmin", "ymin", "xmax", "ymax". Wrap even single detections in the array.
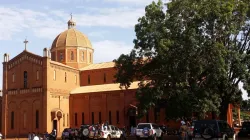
[
  {"xmin": 80, "ymin": 61, "xmax": 115, "ymax": 71},
  {"xmin": 70, "ymin": 81, "xmax": 140, "ymax": 94},
  {"xmin": 51, "ymin": 28, "xmax": 92, "ymax": 50},
  {"xmin": 50, "ymin": 60, "xmax": 79, "ymax": 70}
]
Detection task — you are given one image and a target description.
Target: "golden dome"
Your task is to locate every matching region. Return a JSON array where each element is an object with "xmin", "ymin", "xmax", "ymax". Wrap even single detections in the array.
[{"xmin": 51, "ymin": 28, "xmax": 92, "ymax": 49}]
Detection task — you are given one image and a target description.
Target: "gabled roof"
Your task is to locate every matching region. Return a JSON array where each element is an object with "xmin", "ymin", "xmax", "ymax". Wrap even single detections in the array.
[
  {"xmin": 8, "ymin": 50, "xmax": 42, "ymax": 63},
  {"xmin": 80, "ymin": 61, "xmax": 115, "ymax": 71},
  {"xmin": 70, "ymin": 81, "xmax": 140, "ymax": 94}
]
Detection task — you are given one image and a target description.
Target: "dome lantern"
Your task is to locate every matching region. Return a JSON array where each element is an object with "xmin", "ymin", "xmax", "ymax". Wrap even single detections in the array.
[{"xmin": 68, "ymin": 13, "xmax": 76, "ymax": 29}]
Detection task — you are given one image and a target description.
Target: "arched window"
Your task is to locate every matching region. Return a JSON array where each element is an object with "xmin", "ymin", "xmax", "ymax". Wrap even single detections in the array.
[
  {"xmin": 11, "ymin": 111, "xmax": 14, "ymax": 129},
  {"xmin": 104, "ymin": 73, "xmax": 106, "ymax": 83},
  {"xmin": 65, "ymin": 72, "xmax": 67, "ymax": 82},
  {"xmin": 36, "ymin": 70, "xmax": 39, "ymax": 80},
  {"xmin": 36, "ymin": 110, "xmax": 39, "ymax": 128},
  {"xmin": 24, "ymin": 71, "xmax": 28, "ymax": 88},
  {"xmin": 88, "ymin": 75, "xmax": 90, "ymax": 84},
  {"xmin": 89, "ymin": 53, "xmax": 92, "ymax": 63},
  {"xmin": 63, "ymin": 114, "xmax": 65, "ymax": 127},
  {"xmin": 53, "ymin": 70, "xmax": 56, "ymax": 80},
  {"xmin": 82, "ymin": 52, "xmax": 84, "ymax": 61},
  {"xmin": 71, "ymin": 51, "xmax": 74, "ymax": 60},
  {"xmin": 12, "ymin": 73, "xmax": 15, "ymax": 82},
  {"xmin": 23, "ymin": 111, "xmax": 27, "ymax": 128},
  {"xmin": 75, "ymin": 113, "xmax": 78, "ymax": 126},
  {"xmin": 60, "ymin": 53, "xmax": 63, "ymax": 61}
]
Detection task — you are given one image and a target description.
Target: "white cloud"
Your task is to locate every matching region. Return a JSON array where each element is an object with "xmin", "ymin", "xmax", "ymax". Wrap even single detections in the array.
[
  {"xmin": 104, "ymin": 0, "xmax": 157, "ymax": 5},
  {"xmin": 89, "ymin": 31, "xmax": 109, "ymax": 38},
  {"xmin": 0, "ymin": 7, "xmax": 65, "ymax": 40},
  {"xmin": 93, "ymin": 40, "xmax": 132, "ymax": 63},
  {"xmin": 52, "ymin": 7, "xmax": 144, "ymax": 28},
  {"xmin": 0, "ymin": 6, "xmax": 145, "ymax": 40}
]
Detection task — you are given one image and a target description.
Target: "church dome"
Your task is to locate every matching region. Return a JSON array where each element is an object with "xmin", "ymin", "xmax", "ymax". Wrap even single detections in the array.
[{"xmin": 51, "ymin": 28, "xmax": 92, "ymax": 49}]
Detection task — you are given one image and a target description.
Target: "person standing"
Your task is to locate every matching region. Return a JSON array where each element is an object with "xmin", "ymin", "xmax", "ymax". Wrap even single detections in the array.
[
  {"xmin": 179, "ymin": 121, "xmax": 188, "ymax": 140},
  {"xmin": 28, "ymin": 132, "xmax": 31, "ymax": 140}
]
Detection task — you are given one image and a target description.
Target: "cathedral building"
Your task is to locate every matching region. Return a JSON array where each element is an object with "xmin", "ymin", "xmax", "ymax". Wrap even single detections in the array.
[{"xmin": 1, "ymin": 17, "xmax": 167, "ymax": 138}]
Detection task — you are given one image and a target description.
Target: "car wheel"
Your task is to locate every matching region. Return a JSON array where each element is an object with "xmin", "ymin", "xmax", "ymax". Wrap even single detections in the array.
[{"xmin": 201, "ymin": 127, "xmax": 214, "ymax": 140}]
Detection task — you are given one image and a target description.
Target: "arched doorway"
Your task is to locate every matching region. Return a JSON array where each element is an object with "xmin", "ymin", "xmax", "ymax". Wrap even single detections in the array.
[
  {"xmin": 127, "ymin": 108, "xmax": 137, "ymax": 127},
  {"xmin": 51, "ymin": 108, "xmax": 63, "ymax": 133}
]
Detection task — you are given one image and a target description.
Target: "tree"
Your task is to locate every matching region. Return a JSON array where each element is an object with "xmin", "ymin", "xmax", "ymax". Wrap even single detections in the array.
[{"xmin": 114, "ymin": 0, "xmax": 250, "ymax": 120}]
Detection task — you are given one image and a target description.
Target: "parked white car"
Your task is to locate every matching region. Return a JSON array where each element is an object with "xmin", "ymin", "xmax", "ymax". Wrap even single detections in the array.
[
  {"xmin": 135, "ymin": 123, "xmax": 163, "ymax": 140},
  {"xmin": 89, "ymin": 125, "xmax": 124, "ymax": 140}
]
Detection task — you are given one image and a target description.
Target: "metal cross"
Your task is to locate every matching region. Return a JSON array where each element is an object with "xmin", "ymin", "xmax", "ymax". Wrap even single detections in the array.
[{"xmin": 23, "ymin": 38, "xmax": 28, "ymax": 50}]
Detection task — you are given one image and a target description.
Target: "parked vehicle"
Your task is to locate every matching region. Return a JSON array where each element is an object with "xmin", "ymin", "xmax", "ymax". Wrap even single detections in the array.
[
  {"xmin": 88, "ymin": 125, "xmax": 124, "ymax": 140},
  {"xmin": 192, "ymin": 120, "xmax": 235, "ymax": 140},
  {"xmin": 238, "ymin": 121, "xmax": 250, "ymax": 137},
  {"xmin": 135, "ymin": 123, "xmax": 163, "ymax": 140},
  {"xmin": 79, "ymin": 124, "xmax": 90, "ymax": 140},
  {"xmin": 61, "ymin": 128, "xmax": 71, "ymax": 140}
]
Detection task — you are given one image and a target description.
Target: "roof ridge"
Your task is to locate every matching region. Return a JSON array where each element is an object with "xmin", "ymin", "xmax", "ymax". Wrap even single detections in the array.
[{"xmin": 50, "ymin": 60, "xmax": 78, "ymax": 70}]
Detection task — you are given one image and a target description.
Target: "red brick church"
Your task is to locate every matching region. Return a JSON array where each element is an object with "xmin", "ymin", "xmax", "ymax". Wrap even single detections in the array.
[{"xmin": 1, "ymin": 17, "xmax": 237, "ymax": 138}]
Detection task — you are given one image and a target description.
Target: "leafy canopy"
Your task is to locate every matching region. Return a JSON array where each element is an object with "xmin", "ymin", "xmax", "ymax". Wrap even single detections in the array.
[{"xmin": 114, "ymin": 0, "xmax": 250, "ymax": 120}]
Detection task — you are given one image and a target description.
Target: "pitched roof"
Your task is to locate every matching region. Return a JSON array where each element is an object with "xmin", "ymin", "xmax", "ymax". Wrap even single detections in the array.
[
  {"xmin": 70, "ymin": 81, "xmax": 140, "ymax": 94},
  {"xmin": 80, "ymin": 61, "xmax": 115, "ymax": 71},
  {"xmin": 8, "ymin": 50, "xmax": 42, "ymax": 63},
  {"xmin": 50, "ymin": 61, "xmax": 78, "ymax": 70}
]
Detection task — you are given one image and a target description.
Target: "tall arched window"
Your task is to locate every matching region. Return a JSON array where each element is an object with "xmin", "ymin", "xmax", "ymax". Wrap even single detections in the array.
[
  {"xmin": 53, "ymin": 70, "xmax": 56, "ymax": 80},
  {"xmin": 71, "ymin": 51, "xmax": 74, "ymax": 60},
  {"xmin": 65, "ymin": 72, "xmax": 67, "ymax": 82},
  {"xmin": 89, "ymin": 53, "xmax": 92, "ymax": 63},
  {"xmin": 11, "ymin": 111, "xmax": 14, "ymax": 129},
  {"xmin": 60, "ymin": 53, "xmax": 63, "ymax": 61},
  {"xmin": 24, "ymin": 71, "xmax": 28, "ymax": 88},
  {"xmin": 23, "ymin": 111, "xmax": 27, "ymax": 128},
  {"xmin": 82, "ymin": 52, "xmax": 84, "ymax": 61},
  {"xmin": 12, "ymin": 73, "xmax": 15, "ymax": 82},
  {"xmin": 104, "ymin": 73, "xmax": 106, "ymax": 83},
  {"xmin": 36, "ymin": 70, "xmax": 39, "ymax": 80}
]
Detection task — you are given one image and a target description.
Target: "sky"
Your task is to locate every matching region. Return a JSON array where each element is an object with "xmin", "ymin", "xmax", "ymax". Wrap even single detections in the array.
[{"xmin": 0, "ymin": 0, "xmax": 248, "ymax": 100}]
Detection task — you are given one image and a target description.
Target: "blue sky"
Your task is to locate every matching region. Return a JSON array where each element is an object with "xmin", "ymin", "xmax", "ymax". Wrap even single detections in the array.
[{"xmin": 0, "ymin": 0, "xmax": 248, "ymax": 100}]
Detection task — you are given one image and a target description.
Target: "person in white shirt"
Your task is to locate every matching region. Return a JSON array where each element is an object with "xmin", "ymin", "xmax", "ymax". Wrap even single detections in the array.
[{"xmin": 33, "ymin": 134, "xmax": 39, "ymax": 140}]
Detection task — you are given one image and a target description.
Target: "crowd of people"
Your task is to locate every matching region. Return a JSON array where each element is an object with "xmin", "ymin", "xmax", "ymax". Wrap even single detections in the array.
[{"xmin": 27, "ymin": 129, "xmax": 57, "ymax": 140}]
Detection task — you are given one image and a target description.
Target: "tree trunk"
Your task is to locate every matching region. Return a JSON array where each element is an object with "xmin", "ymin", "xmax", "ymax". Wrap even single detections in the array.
[{"xmin": 219, "ymin": 102, "xmax": 229, "ymax": 121}]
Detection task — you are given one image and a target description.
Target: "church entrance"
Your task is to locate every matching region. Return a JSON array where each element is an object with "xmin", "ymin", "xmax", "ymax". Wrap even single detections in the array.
[
  {"xmin": 53, "ymin": 120, "xmax": 57, "ymax": 131},
  {"xmin": 128, "ymin": 108, "xmax": 137, "ymax": 127},
  {"xmin": 129, "ymin": 116, "xmax": 136, "ymax": 127}
]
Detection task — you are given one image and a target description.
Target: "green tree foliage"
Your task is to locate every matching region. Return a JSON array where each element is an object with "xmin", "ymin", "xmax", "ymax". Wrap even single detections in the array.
[{"xmin": 114, "ymin": 0, "xmax": 250, "ymax": 120}]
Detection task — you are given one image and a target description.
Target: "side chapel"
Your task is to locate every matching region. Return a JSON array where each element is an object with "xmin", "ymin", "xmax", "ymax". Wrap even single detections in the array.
[{"xmin": 1, "ymin": 17, "xmax": 238, "ymax": 138}]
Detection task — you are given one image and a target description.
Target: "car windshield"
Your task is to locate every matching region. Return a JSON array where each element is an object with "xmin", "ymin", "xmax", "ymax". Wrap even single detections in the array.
[
  {"xmin": 137, "ymin": 124, "xmax": 151, "ymax": 129},
  {"xmin": 194, "ymin": 121, "xmax": 217, "ymax": 132}
]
